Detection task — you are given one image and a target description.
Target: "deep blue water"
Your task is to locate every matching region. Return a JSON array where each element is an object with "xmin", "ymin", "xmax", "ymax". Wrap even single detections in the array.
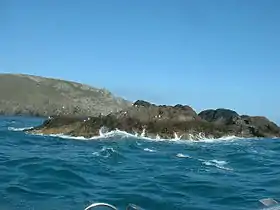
[{"xmin": 0, "ymin": 116, "xmax": 280, "ymax": 210}]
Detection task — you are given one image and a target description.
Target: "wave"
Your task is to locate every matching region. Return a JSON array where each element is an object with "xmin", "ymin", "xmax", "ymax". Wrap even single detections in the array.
[
  {"xmin": 15, "ymin": 126, "xmax": 274, "ymax": 143},
  {"xmin": 176, "ymin": 153, "xmax": 191, "ymax": 158},
  {"xmin": 174, "ymin": 153, "xmax": 233, "ymax": 171},
  {"xmin": 92, "ymin": 146, "xmax": 118, "ymax": 158},
  {"xmin": 143, "ymin": 148, "xmax": 156, "ymax": 152},
  {"xmin": 8, "ymin": 126, "xmax": 34, "ymax": 131},
  {"xmin": 38, "ymin": 129, "xmax": 241, "ymax": 142},
  {"xmin": 202, "ymin": 159, "xmax": 233, "ymax": 171}
]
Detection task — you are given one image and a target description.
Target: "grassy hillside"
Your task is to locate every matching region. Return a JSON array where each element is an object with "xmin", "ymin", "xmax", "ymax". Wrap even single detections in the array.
[{"xmin": 0, "ymin": 74, "xmax": 131, "ymax": 117}]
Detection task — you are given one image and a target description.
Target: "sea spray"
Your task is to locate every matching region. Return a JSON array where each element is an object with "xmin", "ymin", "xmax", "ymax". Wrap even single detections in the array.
[{"xmin": 2, "ymin": 116, "xmax": 280, "ymax": 210}]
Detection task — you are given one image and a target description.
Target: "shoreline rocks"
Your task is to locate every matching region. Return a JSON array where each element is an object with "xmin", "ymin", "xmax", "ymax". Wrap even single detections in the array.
[{"xmin": 26, "ymin": 100, "xmax": 280, "ymax": 140}]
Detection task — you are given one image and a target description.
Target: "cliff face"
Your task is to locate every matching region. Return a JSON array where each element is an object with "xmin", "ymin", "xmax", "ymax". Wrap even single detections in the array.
[
  {"xmin": 0, "ymin": 74, "xmax": 131, "ymax": 117},
  {"xmin": 27, "ymin": 100, "xmax": 280, "ymax": 140}
]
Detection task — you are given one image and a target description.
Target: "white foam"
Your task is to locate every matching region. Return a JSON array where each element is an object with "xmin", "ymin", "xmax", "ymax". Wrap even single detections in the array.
[
  {"xmin": 173, "ymin": 132, "xmax": 182, "ymax": 140},
  {"xmin": 194, "ymin": 135, "xmax": 244, "ymax": 143},
  {"xmin": 46, "ymin": 129, "xmax": 137, "ymax": 141},
  {"xmin": 176, "ymin": 153, "xmax": 191, "ymax": 158},
  {"xmin": 92, "ymin": 146, "xmax": 117, "ymax": 158},
  {"xmin": 141, "ymin": 128, "xmax": 146, "ymax": 137},
  {"xmin": 144, "ymin": 148, "xmax": 156, "ymax": 152},
  {"xmin": 26, "ymin": 126, "xmax": 261, "ymax": 144},
  {"xmin": 202, "ymin": 159, "xmax": 233, "ymax": 171},
  {"xmin": 210, "ymin": 159, "xmax": 228, "ymax": 165},
  {"xmin": 8, "ymin": 126, "xmax": 34, "ymax": 131},
  {"xmin": 99, "ymin": 126, "xmax": 109, "ymax": 137},
  {"xmin": 136, "ymin": 141, "xmax": 142, "ymax": 146},
  {"xmin": 49, "ymin": 134, "xmax": 89, "ymax": 140}
]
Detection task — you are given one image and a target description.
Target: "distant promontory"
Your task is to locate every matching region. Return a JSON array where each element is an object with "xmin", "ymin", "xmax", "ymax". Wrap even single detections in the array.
[{"xmin": 0, "ymin": 74, "xmax": 130, "ymax": 117}]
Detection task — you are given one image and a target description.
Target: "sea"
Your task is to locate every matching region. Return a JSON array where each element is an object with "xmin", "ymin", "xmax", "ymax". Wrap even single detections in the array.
[{"xmin": 0, "ymin": 116, "xmax": 280, "ymax": 210}]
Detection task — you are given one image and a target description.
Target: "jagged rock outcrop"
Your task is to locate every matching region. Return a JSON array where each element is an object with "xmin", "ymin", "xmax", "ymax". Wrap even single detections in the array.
[
  {"xmin": 0, "ymin": 74, "xmax": 131, "ymax": 116},
  {"xmin": 26, "ymin": 100, "xmax": 280, "ymax": 140},
  {"xmin": 199, "ymin": 109, "xmax": 280, "ymax": 138},
  {"xmin": 117, "ymin": 100, "xmax": 201, "ymax": 123},
  {"xmin": 240, "ymin": 116, "xmax": 280, "ymax": 137},
  {"xmin": 198, "ymin": 109, "xmax": 239, "ymax": 125}
]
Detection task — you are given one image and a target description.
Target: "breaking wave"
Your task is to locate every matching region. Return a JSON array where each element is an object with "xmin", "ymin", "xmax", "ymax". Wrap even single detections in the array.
[
  {"xmin": 8, "ymin": 126, "xmax": 34, "ymax": 131},
  {"xmin": 202, "ymin": 159, "xmax": 233, "ymax": 171},
  {"xmin": 176, "ymin": 153, "xmax": 191, "ymax": 158},
  {"xmin": 92, "ymin": 146, "xmax": 119, "ymax": 158},
  {"xmin": 143, "ymin": 148, "xmax": 156, "ymax": 152},
  {"xmin": 21, "ymin": 127, "xmax": 250, "ymax": 143},
  {"xmin": 175, "ymin": 153, "xmax": 233, "ymax": 171},
  {"xmin": 2, "ymin": 116, "xmax": 280, "ymax": 210}
]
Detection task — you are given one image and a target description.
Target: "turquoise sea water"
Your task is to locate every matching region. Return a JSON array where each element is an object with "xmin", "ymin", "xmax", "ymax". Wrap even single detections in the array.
[{"xmin": 0, "ymin": 116, "xmax": 279, "ymax": 210}]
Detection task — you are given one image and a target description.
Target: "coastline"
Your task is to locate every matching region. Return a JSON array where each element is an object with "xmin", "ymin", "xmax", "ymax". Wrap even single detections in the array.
[{"xmin": 25, "ymin": 100, "xmax": 280, "ymax": 140}]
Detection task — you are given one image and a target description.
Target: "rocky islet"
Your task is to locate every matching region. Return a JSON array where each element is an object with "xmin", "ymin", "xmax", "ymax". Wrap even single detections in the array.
[{"xmin": 26, "ymin": 100, "xmax": 280, "ymax": 140}]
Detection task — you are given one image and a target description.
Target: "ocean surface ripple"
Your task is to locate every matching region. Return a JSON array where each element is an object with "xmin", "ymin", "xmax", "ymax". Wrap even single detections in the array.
[{"xmin": 1, "ymin": 116, "xmax": 280, "ymax": 210}]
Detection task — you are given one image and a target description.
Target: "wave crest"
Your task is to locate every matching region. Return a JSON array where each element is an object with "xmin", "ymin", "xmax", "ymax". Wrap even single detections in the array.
[
  {"xmin": 8, "ymin": 126, "xmax": 34, "ymax": 131},
  {"xmin": 15, "ymin": 126, "xmax": 262, "ymax": 143},
  {"xmin": 92, "ymin": 146, "xmax": 118, "ymax": 158},
  {"xmin": 202, "ymin": 159, "xmax": 233, "ymax": 171}
]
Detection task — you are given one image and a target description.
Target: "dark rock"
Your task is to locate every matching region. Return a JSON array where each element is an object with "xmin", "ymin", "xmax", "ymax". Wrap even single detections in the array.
[
  {"xmin": 199, "ymin": 108, "xmax": 240, "ymax": 125},
  {"xmin": 240, "ymin": 116, "xmax": 280, "ymax": 137},
  {"xmin": 117, "ymin": 102, "xmax": 200, "ymax": 123},
  {"xmin": 26, "ymin": 100, "xmax": 280, "ymax": 140},
  {"xmin": 133, "ymin": 100, "xmax": 154, "ymax": 107}
]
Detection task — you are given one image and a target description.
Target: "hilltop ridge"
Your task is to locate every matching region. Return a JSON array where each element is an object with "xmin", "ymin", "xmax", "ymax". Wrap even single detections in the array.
[{"xmin": 0, "ymin": 74, "xmax": 131, "ymax": 117}]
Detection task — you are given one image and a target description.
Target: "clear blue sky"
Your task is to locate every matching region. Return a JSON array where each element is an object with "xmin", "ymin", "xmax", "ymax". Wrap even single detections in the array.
[{"xmin": 1, "ymin": 0, "xmax": 280, "ymax": 123}]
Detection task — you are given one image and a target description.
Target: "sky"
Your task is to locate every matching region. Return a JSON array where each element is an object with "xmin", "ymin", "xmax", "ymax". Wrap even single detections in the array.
[{"xmin": 1, "ymin": 0, "xmax": 280, "ymax": 123}]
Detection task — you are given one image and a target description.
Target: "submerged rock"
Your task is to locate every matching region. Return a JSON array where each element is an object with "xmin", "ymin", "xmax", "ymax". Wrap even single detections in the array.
[{"xmin": 26, "ymin": 100, "xmax": 280, "ymax": 140}]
